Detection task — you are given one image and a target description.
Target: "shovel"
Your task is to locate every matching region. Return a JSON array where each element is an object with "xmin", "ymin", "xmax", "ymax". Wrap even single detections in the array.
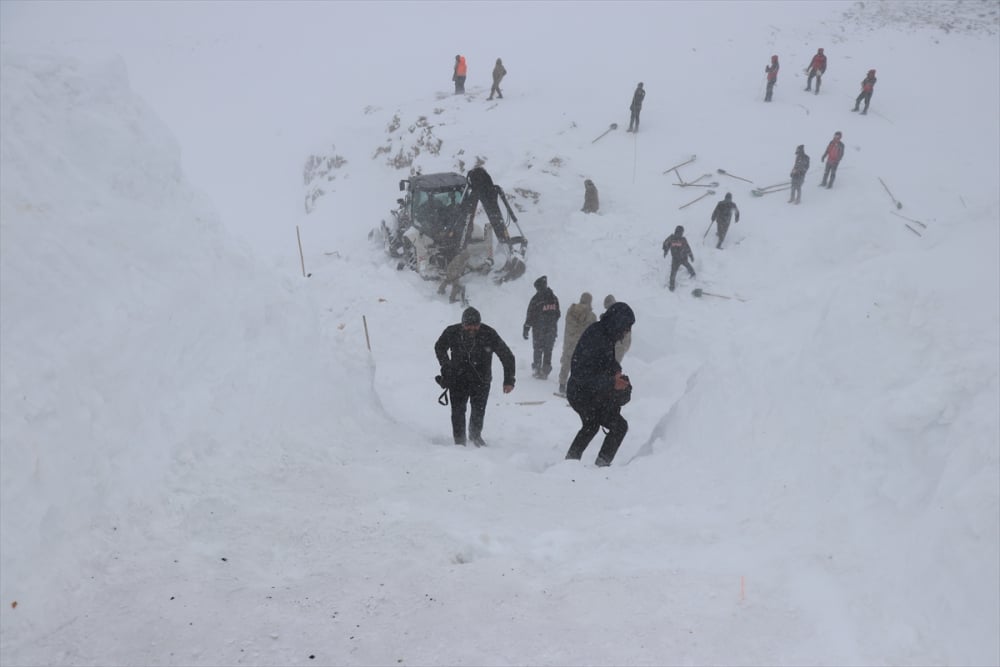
[
  {"xmin": 679, "ymin": 190, "xmax": 715, "ymax": 210},
  {"xmin": 663, "ymin": 155, "xmax": 697, "ymax": 175},
  {"xmin": 878, "ymin": 177, "xmax": 903, "ymax": 209},
  {"xmin": 751, "ymin": 182, "xmax": 791, "ymax": 197},
  {"xmin": 717, "ymin": 168, "xmax": 754, "ymax": 184},
  {"xmin": 692, "ymin": 288, "xmax": 746, "ymax": 302},
  {"xmin": 591, "ymin": 123, "xmax": 618, "ymax": 144}
]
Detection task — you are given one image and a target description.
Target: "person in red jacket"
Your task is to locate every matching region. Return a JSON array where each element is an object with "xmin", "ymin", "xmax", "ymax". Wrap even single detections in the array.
[
  {"xmin": 764, "ymin": 55, "xmax": 779, "ymax": 102},
  {"xmin": 853, "ymin": 69, "xmax": 877, "ymax": 114},
  {"xmin": 805, "ymin": 48, "xmax": 827, "ymax": 93},
  {"xmin": 820, "ymin": 131, "xmax": 845, "ymax": 189},
  {"xmin": 453, "ymin": 55, "xmax": 467, "ymax": 94}
]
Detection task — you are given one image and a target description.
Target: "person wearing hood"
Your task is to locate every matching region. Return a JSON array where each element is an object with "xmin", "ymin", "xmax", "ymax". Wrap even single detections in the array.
[
  {"xmin": 453, "ymin": 55, "xmax": 467, "ymax": 94},
  {"xmin": 789, "ymin": 144, "xmax": 810, "ymax": 204},
  {"xmin": 565, "ymin": 301, "xmax": 636, "ymax": 467},
  {"xmin": 662, "ymin": 226, "xmax": 696, "ymax": 292},
  {"xmin": 820, "ymin": 131, "xmax": 845, "ymax": 189},
  {"xmin": 487, "ymin": 58, "xmax": 506, "ymax": 100},
  {"xmin": 627, "ymin": 82, "xmax": 645, "ymax": 133},
  {"xmin": 581, "ymin": 179, "xmax": 599, "ymax": 214},
  {"xmin": 556, "ymin": 292, "xmax": 598, "ymax": 396},
  {"xmin": 710, "ymin": 193, "xmax": 740, "ymax": 249},
  {"xmin": 435, "ymin": 307, "xmax": 515, "ymax": 447},
  {"xmin": 853, "ymin": 69, "xmax": 877, "ymax": 114},
  {"xmin": 602, "ymin": 294, "xmax": 631, "ymax": 363},
  {"xmin": 764, "ymin": 55, "xmax": 779, "ymax": 102},
  {"xmin": 523, "ymin": 275, "xmax": 561, "ymax": 380},
  {"xmin": 805, "ymin": 48, "xmax": 827, "ymax": 93}
]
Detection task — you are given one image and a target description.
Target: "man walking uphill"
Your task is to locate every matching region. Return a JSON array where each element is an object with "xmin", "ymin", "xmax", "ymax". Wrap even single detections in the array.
[
  {"xmin": 565, "ymin": 302, "xmax": 636, "ymax": 467},
  {"xmin": 662, "ymin": 226, "xmax": 696, "ymax": 291},
  {"xmin": 627, "ymin": 82, "xmax": 645, "ymax": 133},
  {"xmin": 710, "ymin": 193, "xmax": 740, "ymax": 249},
  {"xmin": 556, "ymin": 292, "xmax": 597, "ymax": 397},
  {"xmin": 435, "ymin": 307, "xmax": 515, "ymax": 447},
  {"xmin": 523, "ymin": 276, "xmax": 561, "ymax": 380}
]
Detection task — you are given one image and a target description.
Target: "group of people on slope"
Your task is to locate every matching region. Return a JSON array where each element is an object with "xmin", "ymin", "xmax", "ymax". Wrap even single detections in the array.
[
  {"xmin": 452, "ymin": 55, "xmax": 507, "ymax": 100},
  {"xmin": 763, "ymin": 48, "xmax": 878, "ymax": 114},
  {"xmin": 434, "ymin": 281, "xmax": 635, "ymax": 467},
  {"xmin": 788, "ymin": 130, "xmax": 846, "ymax": 204}
]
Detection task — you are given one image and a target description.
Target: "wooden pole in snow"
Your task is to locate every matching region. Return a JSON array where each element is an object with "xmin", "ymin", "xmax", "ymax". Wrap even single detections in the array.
[{"xmin": 296, "ymin": 225, "xmax": 307, "ymax": 277}]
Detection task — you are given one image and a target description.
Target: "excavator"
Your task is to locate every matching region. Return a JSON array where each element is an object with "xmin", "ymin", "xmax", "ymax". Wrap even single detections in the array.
[{"xmin": 376, "ymin": 166, "xmax": 527, "ymax": 284}]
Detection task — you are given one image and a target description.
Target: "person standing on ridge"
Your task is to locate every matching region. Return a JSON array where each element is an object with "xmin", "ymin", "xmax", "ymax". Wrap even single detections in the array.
[
  {"xmin": 789, "ymin": 144, "xmax": 810, "ymax": 204},
  {"xmin": 453, "ymin": 55, "xmax": 467, "ymax": 94},
  {"xmin": 710, "ymin": 193, "xmax": 740, "ymax": 249},
  {"xmin": 764, "ymin": 55, "xmax": 779, "ymax": 102},
  {"xmin": 564, "ymin": 302, "xmax": 636, "ymax": 467},
  {"xmin": 556, "ymin": 292, "xmax": 597, "ymax": 397},
  {"xmin": 487, "ymin": 58, "xmax": 506, "ymax": 100},
  {"xmin": 852, "ymin": 69, "xmax": 877, "ymax": 114},
  {"xmin": 805, "ymin": 48, "xmax": 827, "ymax": 93},
  {"xmin": 627, "ymin": 82, "xmax": 645, "ymax": 133},
  {"xmin": 820, "ymin": 131, "xmax": 845, "ymax": 189},
  {"xmin": 434, "ymin": 307, "xmax": 515, "ymax": 447},
  {"xmin": 662, "ymin": 226, "xmax": 696, "ymax": 292},
  {"xmin": 523, "ymin": 276, "xmax": 561, "ymax": 380}
]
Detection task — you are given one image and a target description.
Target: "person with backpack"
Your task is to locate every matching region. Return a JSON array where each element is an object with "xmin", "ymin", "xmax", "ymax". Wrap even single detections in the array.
[
  {"xmin": 805, "ymin": 48, "xmax": 827, "ymax": 93},
  {"xmin": 627, "ymin": 82, "xmax": 645, "ymax": 133},
  {"xmin": 710, "ymin": 193, "xmax": 740, "ymax": 249},
  {"xmin": 662, "ymin": 225, "xmax": 696, "ymax": 291},
  {"xmin": 764, "ymin": 55, "xmax": 779, "ymax": 102},
  {"xmin": 523, "ymin": 275, "xmax": 561, "ymax": 380},
  {"xmin": 556, "ymin": 292, "xmax": 597, "ymax": 397},
  {"xmin": 853, "ymin": 69, "xmax": 877, "ymax": 114},
  {"xmin": 487, "ymin": 57, "xmax": 506, "ymax": 100},
  {"xmin": 789, "ymin": 144, "xmax": 810, "ymax": 204},
  {"xmin": 564, "ymin": 302, "xmax": 636, "ymax": 467},
  {"xmin": 820, "ymin": 131, "xmax": 845, "ymax": 189},
  {"xmin": 435, "ymin": 307, "xmax": 515, "ymax": 447},
  {"xmin": 453, "ymin": 55, "xmax": 467, "ymax": 94}
]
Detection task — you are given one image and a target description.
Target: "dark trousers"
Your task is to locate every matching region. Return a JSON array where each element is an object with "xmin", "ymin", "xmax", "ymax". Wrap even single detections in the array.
[
  {"xmin": 806, "ymin": 70, "xmax": 822, "ymax": 92},
  {"xmin": 790, "ymin": 175, "xmax": 804, "ymax": 202},
  {"xmin": 454, "ymin": 76, "xmax": 466, "ymax": 94},
  {"xmin": 566, "ymin": 399, "xmax": 628, "ymax": 465},
  {"xmin": 488, "ymin": 81, "xmax": 502, "ymax": 99},
  {"xmin": 628, "ymin": 108, "xmax": 641, "ymax": 131},
  {"xmin": 532, "ymin": 332, "xmax": 556, "ymax": 376},
  {"xmin": 821, "ymin": 161, "xmax": 839, "ymax": 187},
  {"xmin": 716, "ymin": 219, "xmax": 731, "ymax": 247},
  {"xmin": 449, "ymin": 381, "xmax": 489, "ymax": 443},
  {"xmin": 669, "ymin": 258, "xmax": 695, "ymax": 289},
  {"xmin": 854, "ymin": 91, "xmax": 872, "ymax": 111},
  {"xmin": 765, "ymin": 80, "xmax": 775, "ymax": 101}
]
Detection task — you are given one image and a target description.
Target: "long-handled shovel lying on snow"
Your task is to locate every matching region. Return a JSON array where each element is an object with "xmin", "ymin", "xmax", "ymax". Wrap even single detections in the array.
[
  {"xmin": 692, "ymin": 288, "xmax": 747, "ymax": 302},
  {"xmin": 673, "ymin": 181, "xmax": 719, "ymax": 188},
  {"xmin": 663, "ymin": 155, "xmax": 696, "ymax": 175},
  {"xmin": 717, "ymin": 168, "xmax": 754, "ymax": 184},
  {"xmin": 878, "ymin": 177, "xmax": 903, "ymax": 209},
  {"xmin": 591, "ymin": 123, "xmax": 618, "ymax": 144},
  {"xmin": 679, "ymin": 190, "xmax": 715, "ymax": 210},
  {"xmin": 751, "ymin": 181, "xmax": 791, "ymax": 197}
]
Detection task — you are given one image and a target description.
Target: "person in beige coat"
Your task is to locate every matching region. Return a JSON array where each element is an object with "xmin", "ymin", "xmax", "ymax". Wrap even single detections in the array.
[
  {"xmin": 603, "ymin": 295, "xmax": 631, "ymax": 363},
  {"xmin": 556, "ymin": 292, "xmax": 597, "ymax": 396}
]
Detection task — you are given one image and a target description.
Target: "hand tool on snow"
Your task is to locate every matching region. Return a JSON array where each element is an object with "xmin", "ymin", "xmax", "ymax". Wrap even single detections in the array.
[
  {"xmin": 751, "ymin": 182, "xmax": 791, "ymax": 196},
  {"xmin": 591, "ymin": 123, "xmax": 618, "ymax": 143},
  {"xmin": 890, "ymin": 210, "xmax": 926, "ymax": 228},
  {"xmin": 679, "ymin": 190, "xmax": 715, "ymax": 210},
  {"xmin": 673, "ymin": 181, "xmax": 719, "ymax": 188},
  {"xmin": 663, "ymin": 155, "xmax": 696, "ymax": 175},
  {"xmin": 717, "ymin": 168, "xmax": 754, "ymax": 183},
  {"xmin": 878, "ymin": 177, "xmax": 903, "ymax": 209},
  {"xmin": 692, "ymin": 288, "xmax": 747, "ymax": 302}
]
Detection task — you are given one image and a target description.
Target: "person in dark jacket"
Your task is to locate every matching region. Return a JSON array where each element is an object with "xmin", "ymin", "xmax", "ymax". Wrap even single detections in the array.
[
  {"xmin": 523, "ymin": 275, "xmax": 561, "ymax": 379},
  {"xmin": 487, "ymin": 58, "xmax": 506, "ymax": 100},
  {"xmin": 820, "ymin": 131, "xmax": 845, "ymax": 188},
  {"xmin": 581, "ymin": 179, "xmax": 599, "ymax": 213},
  {"xmin": 805, "ymin": 48, "xmax": 827, "ymax": 93},
  {"xmin": 565, "ymin": 302, "xmax": 636, "ymax": 467},
  {"xmin": 764, "ymin": 55, "xmax": 779, "ymax": 102},
  {"xmin": 853, "ymin": 69, "xmax": 877, "ymax": 114},
  {"xmin": 626, "ymin": 82, "xmax": 645, "ymax": 133},
  {"xmin": 789, "ymin": 144, "xmax": 810, "ymax": 204},
  {"xmin": 662, "ymin": 225, "xmax": 695, "ymax": 291},
  {"xmin": 710, "ymin": 193, "xmax": 740, "ymax": 249},
  {"xmin": 435, "ymin": 307, "xmax": 515, "ymax": 446}
]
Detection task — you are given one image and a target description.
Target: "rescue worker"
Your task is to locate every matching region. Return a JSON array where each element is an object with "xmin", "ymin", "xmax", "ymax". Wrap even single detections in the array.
[
  {"xmin": 434, "ymin": 307, "xmax": 515, "ymax": 447},
  {"xmin": 565, "ymin": 302, "xmax": 636, "ymax": 467},
  {"xmin": 662, "ymin": 226, "xmax": 696, "ymax": 292},
  {"xmin": 764, "ymin": 55, "xmax": 779, "ymax": 102},
  {"xmin": 453, "ymin": 55, "xmax": 467, "ymax": 94},
  {"xmin": 789, "ymin": 144, "xmax": 810, "ymax": 204},
  {"xmin": 805, "ymin": 48, "xmax": 827, "ymax": 93},
  {"xmin": 487, "ymin": 58, "xmax": 506, "ymax": 100},
  {"xmin": 627, "ymin": 82, "xmax": 645, "ymax": 133},
  {"xmin": 523, "ymin": 275, "xmax": 561, "ymax": 380},
  {"xmin": 853, "ymin": 69, "xmax": 877, "ymax": 114},
  {"xmin": 556, "ymin": 292, "xmax": 597, "ymax": 396},
  {"xmin": 710, "ymin": 193, "xmax": 740, "ymax": 249},
  {"xmin": 820, "ymin": 131, "xmax": 845, "ymax": 189}
]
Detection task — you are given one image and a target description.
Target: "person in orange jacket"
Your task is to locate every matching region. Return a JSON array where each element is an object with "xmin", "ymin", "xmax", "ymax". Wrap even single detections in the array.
[
  {"xmin": 764, "ymin": 55, "xmax": 779, "ymax": 102},
  {"xmin": 820, "ymin": 131, "xmax": 845, "ymax": 189},
  {"xmin": 453, "ymin": 55, "xmax": 467, "ymax": 94},
  {"xmin": 805, "ymin": 48, "xmax": 827, "ymax": 93},
  {"xmin": 852, "ymin": 69, "xmax": 877, "ymax": 114}
]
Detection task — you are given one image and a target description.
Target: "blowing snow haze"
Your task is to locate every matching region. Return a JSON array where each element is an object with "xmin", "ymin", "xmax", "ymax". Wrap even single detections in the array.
[{"xmin": 1, "ymin": 2, "xmax": 999, "ymax": 666}]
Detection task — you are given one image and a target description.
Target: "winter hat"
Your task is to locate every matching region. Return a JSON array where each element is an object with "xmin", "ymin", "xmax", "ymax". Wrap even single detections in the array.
[
  {"xmin": 869, "ymin": 69, "xmax": 876, "ymax": 75},
  {"xmin": 818, "ymin": 48, "xmax": 824, "ymax": 54},
  {"xmin": 637, "ymin": 82, "xmax": 644, "ymax": 88},
  {"xmin": 675, "ymin": 225, "xmax": 684, "ymax": 235},
  {"xmin": 604, "ymin": 294, "xmax": 616, "ymax": 309},
  {"xmin": 772, "ymin": 55, "xmax": 778, "ymax": 61},
  {"xmin": 602, "ymin": 302, "xmax": 636, "ymax": 337},
  {"xmin": 796, "ymin": 144, "xmax": 804, "ymax": 153},
  {"xmin": 580, "ymin": 292, "xmax": 593, "ymax": 305},
  {"xmin": 461, "ymin": 307, "xmax": 481, "ymax": 326},
  {"xmin": 724, "ymin": 192, "xmax": 732, "ymax": 201},
  {"xmin": 534, "ymin": 275, "xmax": 548, "ymax": 290}
]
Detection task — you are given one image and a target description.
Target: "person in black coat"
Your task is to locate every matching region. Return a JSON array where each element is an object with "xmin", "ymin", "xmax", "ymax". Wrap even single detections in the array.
[
  {"xmin": 435, "ymin": 307, "xmax": 515, "ymax": 447},
  {"xmin": 710, "ymin": 193, "xmax": 740, "ymax": 249},
  {"xmin": 662, "ymin": 225, "xmax": 696, "ymax": 291},
  {"xmin": 789, "ymin": 144, "xmax": 810, "ymax": 204},
  {"xmin": 565, "ymin": 302, "xmax": 636, "ymax": 467},
  {"xmin": 523, "ymin": 275, "xmax": 561, "ymax": 379},
  {"xmin": 626, "ymin": 82, "xmax": 645, "ymax": 133}
]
